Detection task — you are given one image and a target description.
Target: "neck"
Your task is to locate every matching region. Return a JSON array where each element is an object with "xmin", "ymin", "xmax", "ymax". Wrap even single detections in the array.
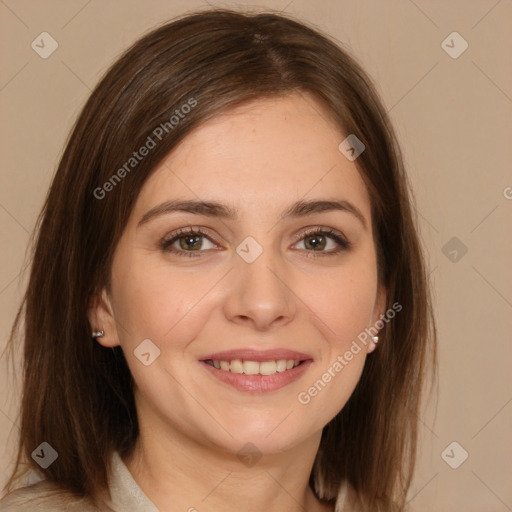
[{"xmin": 123, "ymin": 403, "xmax": 333, "ymax": 512}]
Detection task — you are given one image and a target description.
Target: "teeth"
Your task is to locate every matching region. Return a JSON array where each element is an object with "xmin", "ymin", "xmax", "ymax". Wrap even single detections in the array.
[
  {"xmin": 259, "ymin": 361, "xmax": 277, "ymax": 375},
  {"xmin": 230, "ymin": 359, "xmax": 244, "ymax": 374},
  {"xmin": 276, "ymin": 360, "xmax": 287, "ymax": 372},
  {"xmin": 207, "ymin": 359, "xmax": 302, "ymax": 375},
  {"xmin": 243, "ymin": 360, "xmax": 260, "ymax": 375}
]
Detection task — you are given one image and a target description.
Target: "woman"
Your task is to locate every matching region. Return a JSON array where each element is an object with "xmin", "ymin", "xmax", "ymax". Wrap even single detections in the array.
[{"xmin": 1, "ymin": 8, "xmax": 436, "ymax": 512}]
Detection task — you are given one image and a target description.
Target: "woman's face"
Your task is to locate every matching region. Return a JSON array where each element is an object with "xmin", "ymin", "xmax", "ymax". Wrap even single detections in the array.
[{"xmin": 91, "ymin": 92, "xmax": 385, "ymax": 455}]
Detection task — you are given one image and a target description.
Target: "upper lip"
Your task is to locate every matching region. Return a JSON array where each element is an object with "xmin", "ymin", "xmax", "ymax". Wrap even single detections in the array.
[{"xmin": 200, "ymin": 348, "xmax": 313, "ymax": 362}]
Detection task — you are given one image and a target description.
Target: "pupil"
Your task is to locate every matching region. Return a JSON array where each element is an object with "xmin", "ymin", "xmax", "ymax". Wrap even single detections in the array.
[
  {"xmin": 180, "ymin": 235, "xmax": 201, "ymax": 250},
  {"xmin": 306, "ymin": 235, "xmax": 325, "ymax": 250}
]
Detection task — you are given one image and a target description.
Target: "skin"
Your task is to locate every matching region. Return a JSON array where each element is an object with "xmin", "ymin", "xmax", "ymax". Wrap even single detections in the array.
[{"xmin": 89, "ymin": 91, "xmax": 386, "ymax": 512}]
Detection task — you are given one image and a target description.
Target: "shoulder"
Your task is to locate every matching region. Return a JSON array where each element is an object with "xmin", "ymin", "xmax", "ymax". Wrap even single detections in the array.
[
  {"xmin": 0, "ymin": 480, "xmax": 104, "ymax": 512},
  {"xmin": 328, "ymin": 479, "xmax": 364, "ymax": 512},
  {"xmin": 342, "ymin": 481, "xmax": 366, "ymax": 512}
]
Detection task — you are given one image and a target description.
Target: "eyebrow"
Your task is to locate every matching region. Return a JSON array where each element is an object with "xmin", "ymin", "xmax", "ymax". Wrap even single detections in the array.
[{"xmin": 138, "ymin": 198, "xmax": 367, "ymax": 229}]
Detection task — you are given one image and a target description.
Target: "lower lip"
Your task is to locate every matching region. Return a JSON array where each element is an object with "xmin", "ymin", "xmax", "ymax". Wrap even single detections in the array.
[{"xmin": 199, "ymin": 360, "xmax": 313, "ymax": 393}]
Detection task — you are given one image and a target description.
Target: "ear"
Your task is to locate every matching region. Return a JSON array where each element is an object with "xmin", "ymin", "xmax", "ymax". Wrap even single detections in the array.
[
  {"xmin": 367, "ymin": 284, "xmax": 387, "ymax": 354},
  {"xmin": 87, "ymin": 288, "xmax": 120, "ymax": 348}
]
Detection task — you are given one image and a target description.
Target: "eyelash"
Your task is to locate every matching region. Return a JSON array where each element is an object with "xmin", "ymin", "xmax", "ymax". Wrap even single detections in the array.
[{"xmin": 160, "ymin": 226, "xmax": 351, "ymax": 259}]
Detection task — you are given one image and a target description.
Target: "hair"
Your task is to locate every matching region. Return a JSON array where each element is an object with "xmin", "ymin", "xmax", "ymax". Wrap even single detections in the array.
[{"xmin": 2, "ymin": 7, "xmax": 437, "ymax": 512}]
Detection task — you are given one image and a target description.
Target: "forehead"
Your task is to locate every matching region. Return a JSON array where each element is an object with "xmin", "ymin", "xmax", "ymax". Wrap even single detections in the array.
[{"xmin": 135, "ymin": 92, "xmax": 371, "ymax": 220}]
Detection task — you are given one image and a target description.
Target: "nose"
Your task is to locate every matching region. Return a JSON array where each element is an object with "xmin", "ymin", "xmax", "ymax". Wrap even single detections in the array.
[{"xmin": 223, "ymin": 246, "xmax": 296, "ymax": 332}]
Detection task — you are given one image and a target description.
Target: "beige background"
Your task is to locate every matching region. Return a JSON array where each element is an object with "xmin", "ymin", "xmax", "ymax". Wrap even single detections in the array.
[{"xmin": 1, "ymin": 1, "xmax": 511, "ymax": 510}]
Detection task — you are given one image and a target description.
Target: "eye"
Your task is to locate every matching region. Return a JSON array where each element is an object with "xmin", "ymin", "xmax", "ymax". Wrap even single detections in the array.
[
  {"xmin": 160, "ymin": 226, "xmax": 351, "ymax": 259},
  {"xmin": 292, "ymin": 227, "xmax": 350, "ymax": 258},
  {"xmin": 160, "ymin": 227, "xmax": 219, "ymax": 258}
]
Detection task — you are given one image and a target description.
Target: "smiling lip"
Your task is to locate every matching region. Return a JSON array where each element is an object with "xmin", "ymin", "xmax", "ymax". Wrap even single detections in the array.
[
  {"xmin": 199, "ymin": 348, "xmax": 313, "ymax": 393},
  {"xmin": 199, "ymin": 349, "xmax": 313, "ymax": 362}
]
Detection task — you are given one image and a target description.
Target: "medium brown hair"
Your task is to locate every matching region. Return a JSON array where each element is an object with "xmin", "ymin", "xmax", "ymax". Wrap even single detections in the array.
[{"xmin": 3, "ymin": 8, "xmax": 437, "ymax": 511}]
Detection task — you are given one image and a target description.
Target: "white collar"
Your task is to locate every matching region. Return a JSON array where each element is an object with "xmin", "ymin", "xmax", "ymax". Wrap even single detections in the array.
[{"xmin": 105, "ymin": 451, "xmax": 159, "ymax": 512}]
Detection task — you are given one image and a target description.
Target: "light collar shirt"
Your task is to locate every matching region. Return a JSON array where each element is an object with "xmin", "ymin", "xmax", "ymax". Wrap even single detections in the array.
[
  {"xmin": 0, "ymin": 451, "xmax": 158, "ymax": 511},
  {"xmin": 1, "ymin": 451, "xmax": 355, "ymax": 511}
]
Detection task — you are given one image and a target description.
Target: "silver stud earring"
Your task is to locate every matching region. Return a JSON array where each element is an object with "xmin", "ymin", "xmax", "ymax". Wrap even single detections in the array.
[
  {"xmin": 368, "ymin": 335, "xmax": 379, "ymax": 353},
  {"xmin": 92, "ymin": 330, "xmax": 104, "ymax": 338}
]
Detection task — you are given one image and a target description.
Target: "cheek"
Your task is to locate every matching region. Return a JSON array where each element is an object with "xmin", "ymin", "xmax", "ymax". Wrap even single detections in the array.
[
  {"xmin": 294, "ymin": 265, "xmax": 377, "ymax": 421},
  {"xmin": 111, "ymin": 252, "xmax": 218, "ymax": 348},
  {"xmin": 310, "ymin": 258, "xmax": 378, "ymax": 348}
]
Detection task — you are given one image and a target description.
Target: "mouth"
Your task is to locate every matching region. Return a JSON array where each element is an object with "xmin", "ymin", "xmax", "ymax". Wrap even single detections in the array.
[
  {"xmin": 202, "ymin": 358, "xmax": 304, "ymax": 375},
  {"xmin": 198, "ymin": 349, "xmax": 313, "ymax": 393}
]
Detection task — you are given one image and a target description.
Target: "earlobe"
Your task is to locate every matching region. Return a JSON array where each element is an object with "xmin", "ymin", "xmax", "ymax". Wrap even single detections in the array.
[
  {"xmin": 87, "ymin": 288, "xmax": 120, "ymax": 348},
  {"xmin": 367, "ymin": 335, "xmax": 379, "ymax": 354}
]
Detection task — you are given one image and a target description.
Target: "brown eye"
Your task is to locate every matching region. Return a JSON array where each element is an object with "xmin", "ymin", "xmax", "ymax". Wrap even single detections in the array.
[
  {"xmin": 293, "ymin": 228, "xmax": 350, "ymax": 257},
  {"xmin": 303, "ymin": 233, "xmax": 328, "ymax": 251},
  {"xmin": 177, "ymin": 233, "xmax": 203, "ymax": 250},
  {"xmin": 161, "ymin": 228, "xmax": 218, "ymax": 257}
]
